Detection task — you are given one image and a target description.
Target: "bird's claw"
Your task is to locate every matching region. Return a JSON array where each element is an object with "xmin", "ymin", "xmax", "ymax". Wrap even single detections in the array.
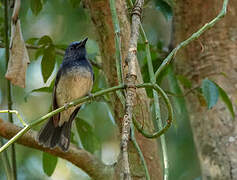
[
  {"xmin": 65, "ymin": 103, "xmax": 70, "ymax": 109},
  {"xmin": 88, "ymin": 93, "xmax": 95, "ymax": 103}
]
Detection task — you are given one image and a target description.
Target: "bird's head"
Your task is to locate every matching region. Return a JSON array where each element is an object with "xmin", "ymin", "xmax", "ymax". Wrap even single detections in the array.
[{"xmin": 64, "ymin": 37, "xmax": 88, "ymax": 61}]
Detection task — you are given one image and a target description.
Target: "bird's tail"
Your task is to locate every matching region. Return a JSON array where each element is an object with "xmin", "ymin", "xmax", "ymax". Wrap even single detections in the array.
[{"xmin": 37, "ymin": 117, "xmax": 73, "ymax": 151}]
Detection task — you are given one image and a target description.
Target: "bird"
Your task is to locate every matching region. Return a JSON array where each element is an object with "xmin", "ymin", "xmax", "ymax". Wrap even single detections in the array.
[{"xmin": 37, "ymin": 37, "xmax": 94, "ymax": 151}]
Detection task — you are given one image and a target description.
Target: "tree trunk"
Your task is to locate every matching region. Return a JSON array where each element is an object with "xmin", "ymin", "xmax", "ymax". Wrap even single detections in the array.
[
  {"xmin": 84, "ymin": 0, "xmax": 162, "ymax": 179},
  {"xmin": 174, "ymin": 0, "xmax": 237, "ymax": 179}
]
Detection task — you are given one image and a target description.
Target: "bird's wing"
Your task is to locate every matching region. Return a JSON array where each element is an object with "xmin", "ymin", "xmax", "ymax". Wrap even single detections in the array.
[{"xmin": 52, "ymin": 69, "xmax": 62, "ymax": 127}]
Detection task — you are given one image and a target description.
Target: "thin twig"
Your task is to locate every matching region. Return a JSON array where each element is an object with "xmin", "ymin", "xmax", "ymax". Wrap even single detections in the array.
[
  {"xmin": 155, "ymin": 0, "xmax": 229, "ymax": 79},
  {"xmin": 0, "ymin": 110, "xmax": 27, "ymax": 126}
]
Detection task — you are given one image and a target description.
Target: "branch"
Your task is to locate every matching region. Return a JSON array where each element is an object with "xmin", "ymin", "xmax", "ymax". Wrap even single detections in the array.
[
  {"xmin": 120, "ymin": 0, "xmax": 144, "ymax": 179},
  {"xmin": 0, "ymin": 42, "xmax": 102, "ymax": 69},
  {"xmin": 0, "ymin": 118, "xmax": 113, "ymax": 180},
  {"xmin": 154, "ymin": 0, "xmax": 229, "ymax": 79}
]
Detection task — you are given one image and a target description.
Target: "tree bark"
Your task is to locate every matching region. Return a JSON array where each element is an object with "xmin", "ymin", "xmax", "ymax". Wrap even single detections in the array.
[
  {"xmin": 84, "ymin": 0, "xmax": 162, "ymax": 179},
  {"xmin": 174, "ymin": 0, "xmax": 237, "ymax": 179}
]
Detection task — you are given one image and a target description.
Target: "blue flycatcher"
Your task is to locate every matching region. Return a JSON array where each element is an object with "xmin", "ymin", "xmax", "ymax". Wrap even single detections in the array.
[{"xmin": 38, "ymin": 38, "xmax": 94, "ymax": 151}]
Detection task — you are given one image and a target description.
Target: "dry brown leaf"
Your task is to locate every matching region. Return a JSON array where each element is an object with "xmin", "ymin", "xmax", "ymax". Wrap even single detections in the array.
[{"xmin": 5, "ymin": 20, "xmax": 30, "ymax": 88}]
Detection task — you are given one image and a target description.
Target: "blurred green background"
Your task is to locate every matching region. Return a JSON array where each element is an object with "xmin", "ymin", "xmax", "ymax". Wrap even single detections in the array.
[{"xmin": 0, "ymin": 0, "xmax": 200, "ymax": 179}]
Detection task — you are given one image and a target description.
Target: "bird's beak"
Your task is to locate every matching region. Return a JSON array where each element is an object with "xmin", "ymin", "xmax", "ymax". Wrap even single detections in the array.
[{"xmin": 81, "ymin": 37, "xmax": 88, "ymax": 46}]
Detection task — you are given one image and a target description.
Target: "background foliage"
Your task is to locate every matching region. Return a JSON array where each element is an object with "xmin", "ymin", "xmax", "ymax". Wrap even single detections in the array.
[{"xmin": 0, "ymin": 0, "xmax": 233, "ymax": 179}]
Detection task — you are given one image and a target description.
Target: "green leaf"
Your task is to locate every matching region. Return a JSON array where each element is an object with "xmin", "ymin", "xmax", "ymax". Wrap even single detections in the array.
[
  {"xmin": 24, "ymin": 86, "xmax": 52, "ymax": 102},
  {"xmin": 201, "ymin": 78, "xmax": 219, "ymax": 109},
  {"xmin": 38, "ymin": 35, "xmax": 53, "ymax": 46},
  {"xmin": 32, "ymin": 87, "xmax": 52, "ymax": 93},
  {"xmin": 177, "ymin": 75, "xmax": 192, "ymax": 89},
  {"xmin": 75, "ymin": 118, "xmax": 101, "ymax": 153},
  {"xmin": 30, "ymin": 0, "xmax": 43, "ymax": 16},
  {"xmin": 155, "ymin": 0, "xmax": 173, "ymax": 20},
  {"xmin": 214, "ymin": 83, "xmax": 235, "ymax": 119},
  {"xmin": 42, "ymin": 152, "xmax": 58, "ymax": 176},
  {"xmin": 25, "ymin": 78, "xmax": 55, "ymax": 101},
  {"xmin": 35, "ymin": 48, "xmax": 44, "ymax": 59},
  {"xmin": 41, "ymin": 46, "xmax": 56, "ymax": 83}
]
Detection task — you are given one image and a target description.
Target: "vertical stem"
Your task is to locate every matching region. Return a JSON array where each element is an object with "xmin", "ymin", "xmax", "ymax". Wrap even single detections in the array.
[
  {"xmin": 109, "ymin": 0, "xmax": 123, "ymax": 85},
  {"xmin": 4, "ymin": 0, "xmax": 17, "ymax": 179},
  {"xmin": 131, "ymin": 124, "xmax": 150, "ymax": 180},
  {"xmin": 0, "ymin": 139, "xmax": 13, "ymax": 180},
  {"xmin": 109, "ymin": 0, "xmax": 126, "ymax": 116},
  {"xmin": 140, "ymin": 22, "xmax": 169, "ymax": 180}
]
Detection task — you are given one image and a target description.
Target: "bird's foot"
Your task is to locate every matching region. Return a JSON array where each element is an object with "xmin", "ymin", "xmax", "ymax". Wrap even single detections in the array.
[
  {"xmin": 88, "ymin": 92, "xmax": 95, "ymax": 103},
  {"xmin": 64, "ymin": 103, "xmax": 70, "ymax": 109}
]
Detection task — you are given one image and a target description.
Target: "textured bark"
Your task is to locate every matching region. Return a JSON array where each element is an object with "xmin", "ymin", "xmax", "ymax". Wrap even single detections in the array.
[
  {"xmin": 174, "ymin": 1, "xmax": 237, "ymax": 179},
  {"xmin": 84, "ymin": 0, "xmax": 162, "ymax": 179}
]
